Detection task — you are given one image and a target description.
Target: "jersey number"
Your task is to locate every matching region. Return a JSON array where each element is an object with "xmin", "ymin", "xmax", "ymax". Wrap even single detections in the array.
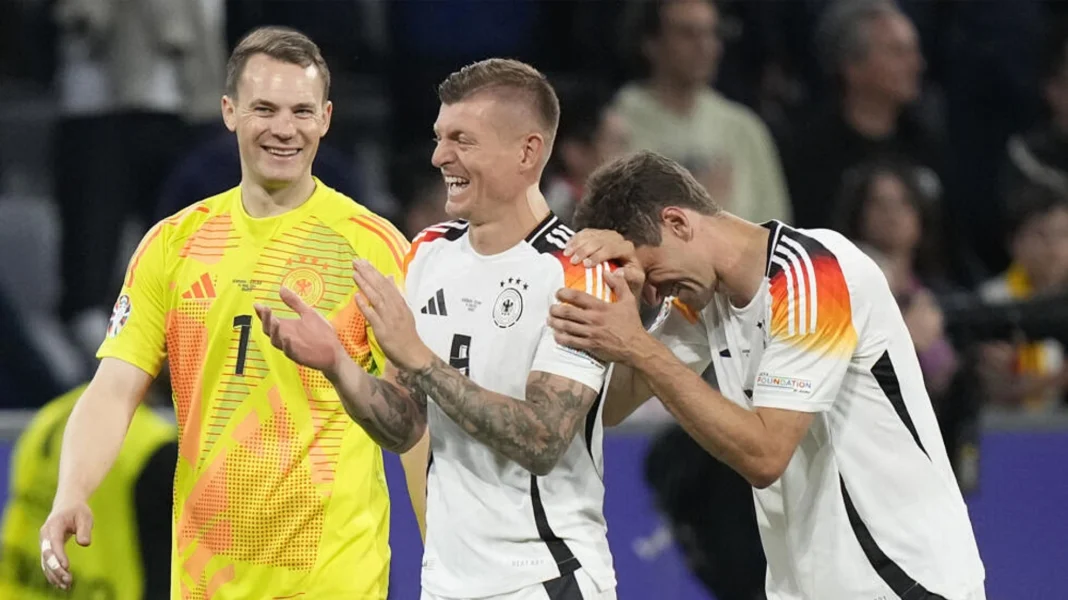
[
  {"xmin": 449, "ymin": 334, "xmax": 471, "ymax": 376},
  {"xmin": 233, "ymin": 315, "xmax": 252, "ymax": 375}
]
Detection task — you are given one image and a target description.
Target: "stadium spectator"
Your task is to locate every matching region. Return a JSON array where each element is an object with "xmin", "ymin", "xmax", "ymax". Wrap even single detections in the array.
[
  {"xmin": 614, "ymin": 0, "xmax": 791, "ymax": 224},
  {"xmin": 545, "ymin": 86, "xmax": 630, "ymax": 225},
  {"xmin": 38, "ymin": 27, "xmax": 423, "ymax": 598},
  {"xmin": 782, "ymin": 0, "xmax": 942, "ymax": 230},
  {"xmin": 834, "ymin": 159, "xmax": 958, "ymax": 396},
  {"xmin": 52, "ymin": 0, "xmax": 214, "ymax": 353},
  {"xmin": 259, "ymin": 58, "xmax": 620, "ymax": 599},
  {"xmin": 978, "ymin": 184, "xmax": 1068, "ymax": 412},
  {"xmin": 0, "ymin": 381, "xmax": 176, "ymax": 599},
  {"xmin": 553, "ymin": 151, "xmax": 986, "ymax": 600}
]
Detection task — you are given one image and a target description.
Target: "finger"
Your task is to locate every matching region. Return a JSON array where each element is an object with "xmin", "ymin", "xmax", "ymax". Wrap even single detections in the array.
[
  {"xmin": 553, "ymin": 330, "xmax": 595, "ymax": 351},
  {"xmin": 566, "ymin": 238, "xmax": 601, "ymax": 265},
  {"xmin": 547, "ymin": 315, "xmax": 593, "ymax": 337},
  {"xmin": 555, "ymin": 288, "xmax": 606, "ymax": 309},
  {"xmin": 352, "ymin": 261, "xmax": 387, "ymax": 308},
  {"xmin": 548, "ymin": 302, "xmax": 596, "ymax": 325},
  {"xmin": 40, "ymin": 535, "xmax": 71, "ymax": 587},
  {"xmin": 279, "ymin": 287, "xmax": 311, "ymax": 316},
  {"xmin": 253, "ymin": 303, "xmax": 273, "ymax": 332},
  {"xmin": 354, "ymin": 291, "xmax": 383, "ymax": 330},
  {"xmin": 74, "ymin": 511, "xmax": 92, "ymax": 547},
  {"xmin": 269, "ymin": 320, "xmax": 286, "ymax": 350}
]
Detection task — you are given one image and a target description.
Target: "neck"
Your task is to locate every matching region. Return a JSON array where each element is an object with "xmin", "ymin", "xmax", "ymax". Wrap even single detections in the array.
[
  {"xmin": 842, "ymin": 90, "xmax": 900, "ymax": 138},
  {"xmin": 708, "ymin": 214, "xmax": 771, "ymax": 307},
  {"xmin": 468, "ymin": 185, "xmax": 551, "ymax": 255},
  {"xmin": 240, "ymin": 174, "xmax": 317, "ymax": 218},
  {"xmin": 649, "ymin": 74, "xmax": 700, "ymax": 116}
]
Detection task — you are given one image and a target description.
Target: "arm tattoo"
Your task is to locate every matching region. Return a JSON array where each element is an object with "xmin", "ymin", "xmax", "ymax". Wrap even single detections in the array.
[
  {"xmin": 341, "ymin": 371, "xmax": 427, "ymax": 454},
  {"xmin": 410, "ymin": 356, "xmax": 597, "ymax": 474}
]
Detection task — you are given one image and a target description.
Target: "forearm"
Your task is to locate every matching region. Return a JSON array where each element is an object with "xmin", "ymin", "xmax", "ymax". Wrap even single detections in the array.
[
  {"xmin": 629, "ymin": 338, "xmax": 779, "ymax": 487},
  {"xmin": 410, "ymin": 356, "xmax": 565, "ymax": 476},
  {"xmin": 602, "ymin": 362, "xmax": 653, "ymax": 427},
  {"xmin": 54, "ymin": 390, "xmax": 138, "ymax": 507},
  {"xmin": 326, "ymin": 356, "xmax": 426, "ymax": 453}
]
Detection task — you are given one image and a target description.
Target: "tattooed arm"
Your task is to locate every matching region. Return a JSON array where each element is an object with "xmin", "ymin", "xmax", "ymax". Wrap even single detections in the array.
[
  {"xmin": 409, "ymin": 356, "xmax": 599, "ymax": 476},
  {"xmin": 324, "ymin": 355, "xmax": 428, "ymax": 454}
]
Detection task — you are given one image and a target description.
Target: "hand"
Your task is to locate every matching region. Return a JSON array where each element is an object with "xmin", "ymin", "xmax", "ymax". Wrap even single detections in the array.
[
  {"xmin": 549, "ymin": 269, "xmax": 650, "ymax": 364},
  {"xmin": 351, "ymin": 259, "xmax": 434, "ymax": 371},
  {"xmin": 255, "ymin": 287, "xmax": 346, "ymax": 376},
  {"xmin": 39, "ymin": 502, "xmax": 93, "ymax": 590},
  {"xmin": 563, "ymin": 229, "xmax": 646, "ymax": 300}
]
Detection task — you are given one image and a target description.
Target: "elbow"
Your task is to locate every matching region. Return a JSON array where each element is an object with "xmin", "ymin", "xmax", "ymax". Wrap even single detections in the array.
[
  {"xmin": 525, "ymin": 441, "xmax": 568, "ymax": 477},
  {"xmin": 746, "ymin": 456, "xmax": 789, "ymax": 490}
]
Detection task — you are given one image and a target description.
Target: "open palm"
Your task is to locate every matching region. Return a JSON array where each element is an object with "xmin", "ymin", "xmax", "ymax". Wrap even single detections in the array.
[{"xmin": 255, "ymin": 287, "xmax": 344, "ymax": 373}]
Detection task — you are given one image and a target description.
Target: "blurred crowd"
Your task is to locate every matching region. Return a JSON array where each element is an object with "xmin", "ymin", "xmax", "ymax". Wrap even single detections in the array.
[{"xmin": 1, "ymin": 0, "xmax": 1067, "ymax": 419}]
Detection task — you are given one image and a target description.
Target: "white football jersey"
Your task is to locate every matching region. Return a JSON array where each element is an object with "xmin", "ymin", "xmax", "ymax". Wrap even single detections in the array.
[
  {"xmin": 651, "ymin": 221, "xmax": 985, "ymax": 600},
  {"xmin": 404, "ymin": 216, "xmax": 617, "ymax": 598}
]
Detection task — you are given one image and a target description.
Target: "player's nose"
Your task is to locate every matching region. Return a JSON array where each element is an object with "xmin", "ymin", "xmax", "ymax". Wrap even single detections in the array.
[
  {"xmin": 270, "ymin": 113, "xmax": 297, "ymax": 138},
  {"xmin": 431, "ymin": 141, "xmax": 453, "ymax": 169}
]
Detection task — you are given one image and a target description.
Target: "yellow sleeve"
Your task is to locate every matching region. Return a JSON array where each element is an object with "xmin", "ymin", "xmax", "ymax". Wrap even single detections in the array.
[
  {"xmin": 96, "ymin": 223, "xmax": 170, "ymax": 378},
  {"xmin": 349, "ymin": 212, "xmax": 411, "ymax": 376}
]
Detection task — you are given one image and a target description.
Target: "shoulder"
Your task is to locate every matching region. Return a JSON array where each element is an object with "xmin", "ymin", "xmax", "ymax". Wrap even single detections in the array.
[
  {"xmin": 405, "ymin": 219, "xmax": 469, "ymax": 272},
  {"xmin": 766, "ymin": 224, "xmax": 869, "ymax": 340},
  {"xmin": 526, "ymin": 216, "xmax": 618, "ymax": 298},
  {"xmin": 316, "ymin": 187, "xmax": 410, "ymax": 264},
  {"xmin": 148, "ymin": 189, "xmax": 235, "ymax": 253},
  {"xmin": 701, "ymin": 90, "xmax": 769, "ymax": 134}
]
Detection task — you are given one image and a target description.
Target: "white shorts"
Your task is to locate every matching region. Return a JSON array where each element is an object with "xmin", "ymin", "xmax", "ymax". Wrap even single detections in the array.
[{"xmin": 420, "ymin": 569, "xmax": 616, "ymax": 600}]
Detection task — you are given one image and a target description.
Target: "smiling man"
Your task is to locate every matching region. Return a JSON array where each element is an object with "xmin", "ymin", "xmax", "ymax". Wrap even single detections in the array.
[
  {"xmin": 257, "ymin": 58, "xmax": 620, "ymax": 600},
  {"xmin": 38, "ymin": 27, "xmax": 418, "ymax": 599},
  {"xmin": 549, "ymin": 151, "xmax": 986, "ymax": 600}
]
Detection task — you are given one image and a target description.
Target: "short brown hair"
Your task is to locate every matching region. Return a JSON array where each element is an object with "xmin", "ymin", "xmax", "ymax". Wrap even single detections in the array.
[
  {"xmin": 438, "ymin": 58, "xmax": 560, "ymax": 146},
  {"xmin": 226, "ymin": 26, "xmax": 331, "ymax": 100},
  {"xmin": 574, "ymin": 150, "xmax": 721, "ymax": 246}
]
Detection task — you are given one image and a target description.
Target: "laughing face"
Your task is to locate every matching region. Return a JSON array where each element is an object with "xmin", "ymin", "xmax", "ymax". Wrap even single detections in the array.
[{"xmin": 222, "ymin": 53, "xmax": 332, "ymax": 190}]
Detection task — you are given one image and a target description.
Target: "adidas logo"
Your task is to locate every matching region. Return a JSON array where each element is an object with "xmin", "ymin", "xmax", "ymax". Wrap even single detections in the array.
[
  {"xmin": 420, "ymin": 289, "xmax": 448, "ymax": 316},
  {"xmin": 181, "ymin": 273, "xmax": 216, "ymax": 299}
]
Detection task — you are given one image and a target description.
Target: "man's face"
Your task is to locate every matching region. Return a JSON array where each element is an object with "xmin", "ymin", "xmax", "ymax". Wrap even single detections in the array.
[
  {"xmin": 846, "ymin": 12, "xmax": 923, "ymax": 104},
  {"xmin": 634, "ymin": 224, "xmax": 718, "ymax": 309},
  {"xmin": 431, "ymin": 94, "xmax": 534, "ymax": 221},
  {"xmin": 222, "ymin": 54, "xmax": 332, "ymax": 189},
  {"xmin": 648, "ymin": 0, "xmax": 722, "ymax": 87},
  {"xmin": 1013, "ymin": 206, "xmax": 1068, "ymax": 290}
]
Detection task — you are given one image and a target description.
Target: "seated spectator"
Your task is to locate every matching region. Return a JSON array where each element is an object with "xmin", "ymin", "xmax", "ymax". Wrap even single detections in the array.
[
  {"xmin": 978, "ymin": 184, "xmax": 1068, "ymax": 411},
  {"xmin": 613, "ymin": 0, "xmax": 790, "ymax": 224},
  {"xmin": 545, "ymin": 86, "xmax": 630, "ymax": 225},
  {"xmin": 835, "ymin": 159, "xmax": 957, "ymax": 396},
  {"xmin": 155, "ymin": 130, "xmax": 361, "ymax": 221}
]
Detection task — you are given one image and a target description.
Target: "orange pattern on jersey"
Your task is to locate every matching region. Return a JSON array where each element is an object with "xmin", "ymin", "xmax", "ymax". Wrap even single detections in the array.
[
  {"xmin": 404, "ymin": 223, "xmax": 458, "ymax": 275},
  {"xmin": 557, "ymin": 253, "xmax": 617, "ymax": 302},
  {"xmin": 179, "ymin": 213, "xmax": 238, "ymax": 264},
  {"xmin": 350, "ymin": 214, "xmax": 408, "ymax": 269},
  {"xmin": 769, "ymin": 249, "xmax": 856, "ymax": 357},
  {"xmin": 671, "ymin": 298, "xmax": 701, "ymax": 324},
  {"xmin": 166, "ymin": 307, "xmax": 209, "ymax": 465}
]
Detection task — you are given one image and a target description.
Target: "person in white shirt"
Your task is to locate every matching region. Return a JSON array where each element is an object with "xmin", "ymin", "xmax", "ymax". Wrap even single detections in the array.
[
  {"xmin": 548, "ymin": 150, "xmax": 985, "ymax": 600},
  {"xmin": 257, "ymin": 58, "xmax": 617, "ymax": 600}
]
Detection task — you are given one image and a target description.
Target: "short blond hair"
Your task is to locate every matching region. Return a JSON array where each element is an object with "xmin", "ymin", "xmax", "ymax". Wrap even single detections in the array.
[{"xmin": 226, "ymin": 26, "xmax": 331, "ymax": 100}]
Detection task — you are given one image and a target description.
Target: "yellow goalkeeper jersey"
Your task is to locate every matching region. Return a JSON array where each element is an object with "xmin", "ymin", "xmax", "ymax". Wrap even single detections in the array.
[{"xmin": 97, "ymin": 179, "xmax": 408, "ymax": 600}]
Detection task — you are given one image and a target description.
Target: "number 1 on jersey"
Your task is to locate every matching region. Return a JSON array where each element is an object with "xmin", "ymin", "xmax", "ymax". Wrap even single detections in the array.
[{"xmin": 233, "ymin": 315, "xmax": 252, "ymax": 375}]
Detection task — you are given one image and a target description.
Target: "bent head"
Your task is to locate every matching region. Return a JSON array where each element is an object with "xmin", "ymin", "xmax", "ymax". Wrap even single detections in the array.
[
  {"xmin": 574, "ymin": 151, "xmax": 722, "ymax": 306},
  {"xmin": 222, "ymin": 27, "xmax": 332, "ymax": 190},
  {"xmin": 432, "ymin": 59, "xmax": 560, "ymax": 222}
]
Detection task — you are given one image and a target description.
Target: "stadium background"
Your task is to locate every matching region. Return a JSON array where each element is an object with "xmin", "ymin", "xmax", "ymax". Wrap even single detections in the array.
[{"xmin": 1, "ymin": 0, "xmax": 1067, "ymax": 598}]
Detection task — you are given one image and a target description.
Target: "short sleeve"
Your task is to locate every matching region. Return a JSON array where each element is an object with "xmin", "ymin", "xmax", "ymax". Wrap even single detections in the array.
[
  {"xmin": 96, "ymin": 224, "xmax": 170, "ymax": 377},
  {"xmin": 649, "ymin": 299, "xmax": 713, "ymax": 374},
  {"xmin": 530, "ymin": 261, "xmax": 617, "ymax": 392},
  {"xmin": 752, "ymin": 245, "xmax": 858, "ymax": 413},
  {"xmin": 354, "ymin": 212, "xmax": 410, "ymax": 374}
]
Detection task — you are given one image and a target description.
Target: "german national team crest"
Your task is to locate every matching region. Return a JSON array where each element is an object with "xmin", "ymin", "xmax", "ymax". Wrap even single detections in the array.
[
  {"xmin": 493, "ymin": 277, "xmax": 527, "ymax": 328},
  {"xmin": 282, "ymin": 265, "xmax": 325, "ymax": 306},
  {"xmin": 107, "ymin": 294, "xmax": 132, "ymax": 338}
]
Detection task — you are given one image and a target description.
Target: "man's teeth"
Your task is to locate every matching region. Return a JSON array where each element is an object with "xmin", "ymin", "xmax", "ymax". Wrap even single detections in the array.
[
  {"xmin": 444, "ymin": 176, "xmax": 470, "ymax": 191},
  {"xmin": 266, "ymin": 147, "xmax": 299, "ymax": 157}
]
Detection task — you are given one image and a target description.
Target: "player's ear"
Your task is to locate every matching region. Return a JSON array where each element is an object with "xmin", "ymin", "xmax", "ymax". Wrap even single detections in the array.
[
  {"xmin": 320, "ymin": 100, "xmax": 333, "ymax": 137},
  {"xmin": 519, "ymin": 132, "xmax": 546, "ymax": 173},
  {"xmin": 661, "ymin": 206, "xmax": 693, "ymax": 242},
  {"xmin": 221, "ymin": 95, "xmax": 237, "ymax": 132}
]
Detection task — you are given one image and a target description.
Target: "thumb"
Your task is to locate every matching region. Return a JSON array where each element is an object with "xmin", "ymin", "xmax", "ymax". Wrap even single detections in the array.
[
  {"xmin": 74, "ymin": 510, "xmax": 92, "ymax": 547},
  {"xmin": 279, "ymin": 287, "xmax": 310, "ymax": 315}
]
